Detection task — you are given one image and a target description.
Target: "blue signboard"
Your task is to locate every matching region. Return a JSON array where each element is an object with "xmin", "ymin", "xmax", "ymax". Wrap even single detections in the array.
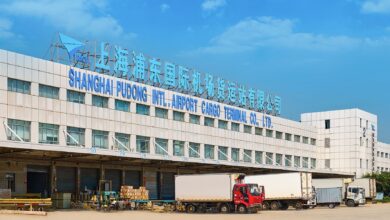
[{"xmin": 60, "ymin": 33, "xmax": 281, "ymax": 116}]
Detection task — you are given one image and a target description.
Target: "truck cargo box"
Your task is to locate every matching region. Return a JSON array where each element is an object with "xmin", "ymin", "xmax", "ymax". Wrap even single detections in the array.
[
  {"xmin": 245, "ymin": 172, "xmax": 313, "ymax": 200},
  {"xmin": 349, "ymin": 178, "xmax": 376, "ymax": 199},
  {"xmin": 175, "ymin": 173, "xmax": 241, "ymax": 202},
  {"xmin": 316, "ymin": 187, "xmax": 342, "ymax": 204}
]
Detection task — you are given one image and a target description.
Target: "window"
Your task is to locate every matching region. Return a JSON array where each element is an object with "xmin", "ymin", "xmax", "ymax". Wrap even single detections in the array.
[
  {"xmin": 231, "ymin": 123, "xmax": 240, "ymax": 132},
  {"xmin": 67, "ymin": 90, "xmax": 85, "ymax": 104},
  {"xmin": 115, "ymin": 133, "xmax": 130, "ymax": 150},
  {"xmin": 7, "ymin": 119, "xmax": 31, "ymax": 142},
  {"xmin": 303, "ymin": 137, "xmax": 309, "ymax": 144},
  {"xmin": 310, "ymin": 138, "xmax": 316, "ymax": 146},
  {"xmin": 39, "ymin": 84, "xmax": 59, "ymax": 99},
  {"xmin": 155, "ymin": 107, "xmax": 168, "ymax": 119},
  {"xmin": 377, "ymin": 151, "xmax": 380, "ymax": 157},
  {"xmin": 136, "ymin": 104, "xmax": 150, "ymax": 115},
  {"xmin": 8, "ymin": 78, "xmax": 30, "ymax": 94},
  {"xmin": 92, "ymin": 130, "xmax": 108, "ymax": 149},
  {"xmin": 325, "ymin": 159, "xmax": 330, "ymax": 169},
  {"xmin": 255, "ymin": 127, "xmax": 263, "ymax": 136},
  {"xmin": 243, "ymin": 150, "xmax": 252, "ymax": 163},
  {"xmin": 92, "ymin": 95, "xmax": 108, "ymax": 108},
  {"xmin": 285, "ymin": 155, "xmax": 292, "ymax": 167},
  {"xmin": 189, "ymin": 142, "xmax": 200, "ymax": 158},
  {"xmin": 189, "ymin": 114, "xmax": 200, "ymax": 124},
  {"xmin": 173, "ymin": 111, "xmax": 185, "ymax": 122},
  {"xmin": 136, "ymin": 136, "xmax": 150, "ymax": 153},
  {"xmin": 266, "ymin": 129, "xmax": 273, "ymax": 138},
  {"xmin": 255, "ymin": 151, "xmax": 263, "ymax": 164},
  {"xmin": 173, "ymin": 140, "xmax": 185, "ymax": 156},
  {"xmin": 39, "ymin": 123, "xmax": 59, "ymax": 144},
  {"xmin": 294, "ymin": 135, "xmax": 301, "ymax": 143},
  {"xmin": 360, "ymin": 118, "xmax": 362, "ymax": 128},
  {"xmin": 155, "ymin": 138, "xmax": 168, "ymax": 155},
  {"xmin": 218, "ymin": 120, "xmax": 228, "ymax": 129},
  {"xmin": 276, "ymin": 154, "xmax": 283, "ymax": 166},
  {"xmin": 311, "ymin": 158, "xmax": 317, "ymax": 169},
  {"xmin": 115, "ymin": 99, "xmax": 130, "ymax": 112},
  {"xmin": 366, "ymin": 159, "xmax": 369, "ymax": 169},
  {"xmin": 5, "ymin": 173, "xmax": 15, "ymax": 192},
  {"xmin": 360, "ymin": 159, "xmax": 362, "ymax": 169},
  {"xmin": 366, "ymin": 138, "xmax": 369, "ymax": 148},
  {"xmin": 265, "ymin": 152, "xmax": 273, "ymax": 165},
  {"xmin": 294, "ymin": 156, "xmax": 301, "ymax": 168},
  {"xmin": 244, "ymin": 125, "xmax": 252, "ymax": 134},
  {"xmin": 218, "ymin": 146, "xmax": 228, "ymax": 160},
  {"xmin": 381, "ymin": 152, "xmax": 384, "ymax": 158},
  {"xmin": 285, "ymin": 133, "xmax": 292, "ymax": 141},
  {"xmin": 204, "ymin": 117, "xmax": 215, "ymax": 127},
  {"xmin": 360, "ymin": 137, "xmax": 363, "ymax": 147},
  {"xmin": 66, "ymin": 126, "xmax": 85, "ymax": 146},
  {"xmin": 325, "ymin": 119, "xmax": 330, "ymax": 129},
  {"xmin": 204, "ymin": 144, "xmax": 215, "ymax": 159},
  {"xmin": 325, "ymin": 138, "xmax": 331, "ymax": 148},
  {"xmin": 303, "ymin": 157, "xmax": 309, "ymax": 168},
  {"xmin": 231, "ymin": 148, "xmax": 240, "ymax": 162},
  {"xmin": 276, "ymin": 131, "xmax": 283, "ymax": 139}
]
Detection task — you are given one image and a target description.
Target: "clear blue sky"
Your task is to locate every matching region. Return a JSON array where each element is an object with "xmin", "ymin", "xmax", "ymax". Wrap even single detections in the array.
[{"xmin": 0, "ymin": 0, "xmax": 389, "ymax": 142}]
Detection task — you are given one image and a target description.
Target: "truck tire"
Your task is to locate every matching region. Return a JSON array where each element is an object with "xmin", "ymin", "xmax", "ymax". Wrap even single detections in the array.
[
  {"xmin": 294, "ymin": 201, "xmax": 303, "ymax": 210},
  {"xmin": 328, "ymin": 203, "xmax": 335, "ymax": 209},
  {"xmin": 270, "ymin": 201, "xmax": 281, "ymax": 210},
  {"xmin": 219, "ymin": 204, "xmax": 230, "ymax": 213},
  {"xmin": 186, "ymin": 204, "xmax": 197, "ymax": 213},
  {"xmin": 346, "ymin": 200, "xmax": 355, "ymax": 207},
  {"xmin": 262, "ymin": 201, "xmax": 271, "ymax": 210},
  {"xmin": 237, "ymin": 204, "xmax": 247, "ymax": 214}
]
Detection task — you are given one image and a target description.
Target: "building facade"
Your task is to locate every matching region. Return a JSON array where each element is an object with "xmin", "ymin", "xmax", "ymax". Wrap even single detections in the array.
[{"xmin": 0, "ymin": 49, "xmax": 389, "ymax": 199}]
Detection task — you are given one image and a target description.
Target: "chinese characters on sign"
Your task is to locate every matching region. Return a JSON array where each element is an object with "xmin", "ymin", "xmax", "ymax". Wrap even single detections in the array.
[{"xmin": 61, "ymin": 33, "xmax": 281, "ymax": 116}]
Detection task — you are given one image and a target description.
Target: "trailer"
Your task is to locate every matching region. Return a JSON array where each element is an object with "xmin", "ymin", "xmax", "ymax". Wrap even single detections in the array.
[
  {"xmin": 245, "ymin": 172, "xmax": 316, "ymax": 210},
  {"xmin": 349, "ymin": 178, "xmax": 376, "ymax": 199},
  {"xmin": 0, "ymin": 198, "xmax": 52, "ymax": 211},
  {"xmin": 175, "ymin": 173, "xmax": 264, "ymax": 213},
  {"xmin": 315, "ymin": 187, "xmax": 342, "ymax": 208},
  {"xmin": 312, "ymin": 178, "xmax": 366, "ymax": 207}
]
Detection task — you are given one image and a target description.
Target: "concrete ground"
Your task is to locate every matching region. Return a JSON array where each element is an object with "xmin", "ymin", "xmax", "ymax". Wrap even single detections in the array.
[{"xmin": 1, "ymin": 203, "xmax": 390, "ymax": 220}]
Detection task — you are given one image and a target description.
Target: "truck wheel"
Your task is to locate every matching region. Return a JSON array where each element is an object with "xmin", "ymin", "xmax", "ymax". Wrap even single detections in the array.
[
  {"xmin": 237, "ymin": 204, "xmax": 247, "ymax": 214},
  {"xmin": 346, "ymin": 200, "xmax": 355, "ymax": 207},
  {"xmin": 186, "ymin": 204, "xmax": 197, "ymax": 213},
  {"xmin": 328, "ymin": 203, "xmax": 335, "ymax": 209},
  {"xmin": 219, "ymin": 204, "xmax": 230, "ymax": 213},
  {"xmin": 294, "ymin": 201, "xmax": 303, "ymax": 210},
  {"xmin": 270, "ymin": 201, "xmax": 281, "ymax": 210},
  {"xmin": 262, "ymin": 202, "xmax": 271, "ymax": 210}
]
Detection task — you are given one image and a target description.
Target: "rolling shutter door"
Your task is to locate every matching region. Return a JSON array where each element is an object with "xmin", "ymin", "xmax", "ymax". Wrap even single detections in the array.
[
  {"xmin": 160, "ymin": 172, "xmax": 175, "ymax": 200},
  {"xmin": 105, "ymin": 169, "xmax": 121, "ymax": 191},
  {"xmin": 144, "ymin": 171, "xmax": 158, "ymax": 200},
  {"xmin": 56, "ymin": 167, "xmax": 76, "ymax": 193},
  {"xmin": 125, "ymin": 170, "xmax": 140, "ymax": 187},
  {"xmin": 80, "ymin": 168, "xmax": 99, "ymax": 191}
]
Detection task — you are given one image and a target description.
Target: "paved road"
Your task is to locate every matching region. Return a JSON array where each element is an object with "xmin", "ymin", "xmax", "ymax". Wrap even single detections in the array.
[{"xmin": 2, "ymin": 203, "xmax": 390, "ymax": 220}]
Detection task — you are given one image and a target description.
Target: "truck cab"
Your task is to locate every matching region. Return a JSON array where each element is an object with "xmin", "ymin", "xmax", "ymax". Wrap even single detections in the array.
[
  {"xmin": 345, "ymin": 186, "xmax": 366, "ymax": 207},
  {"xmin": 233, "ymin": 183, "xmax": 264, "ymax": 212}
]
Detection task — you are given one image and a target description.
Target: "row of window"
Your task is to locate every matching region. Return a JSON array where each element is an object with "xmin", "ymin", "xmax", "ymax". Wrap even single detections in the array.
[
  {"xmin": 377, "ymin": 151, "xmax": 390, "ymax": 159},
  {"xmin": 7, "ymin": 78, "xmax": 316, "ymax": 145},
  {"xmin": 377, "ymin": 167, "xmax": 390, "ymax": 172},
  {"xmin": 5, "ymin": 118, "xmax": 317, "ymax": 169}
]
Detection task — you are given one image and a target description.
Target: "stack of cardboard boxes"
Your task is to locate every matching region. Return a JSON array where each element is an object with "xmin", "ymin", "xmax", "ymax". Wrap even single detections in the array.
[{"xmin": 120, "ymin": 186, "xmax": 149, "ymax": 200}]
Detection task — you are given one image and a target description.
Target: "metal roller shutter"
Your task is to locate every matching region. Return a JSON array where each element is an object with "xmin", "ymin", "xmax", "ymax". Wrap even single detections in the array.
[
  {"xmin": 56, "ymin": 167, "xmax": 76, "ymax": 193},
  {"xmin": 125, "ymin": 170, "xmax": 140, "ymax": 187},
  {"xmin": 105, "ymin": 169, "xmax": 121, "ymax": 191},
  {"xmin": 144, "ymin": 171, "xmax": 158, "ymax": 200},
  {"xmin": 80, "ymin": 168, "xmax": 99, "ymax": 191},
  {"xmin": 160, "ymin": 172, "xmax": 175, "ymax": 200}
]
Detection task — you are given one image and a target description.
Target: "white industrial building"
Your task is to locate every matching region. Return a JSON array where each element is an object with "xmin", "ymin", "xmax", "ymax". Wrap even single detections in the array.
[{"xmin": 0, "ymin": 49, "xmax": 389, "ymax": 199}]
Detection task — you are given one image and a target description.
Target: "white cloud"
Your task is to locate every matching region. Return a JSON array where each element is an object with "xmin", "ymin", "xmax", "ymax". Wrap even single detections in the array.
[
  {"xmin": 0, "ymin": 0, "xmax": 136, "ymax": 43},
  {"xmin": 361, "ymin": 0, "xmax": 390, "ymax": 13},
  {"xmin": 202, "ymin": 0, "xmax": 226, "ymax": 11},
  {"xmin": 0, "ymin": 17, "xmax": 15, "ymax": 39},
  {"xmin": 195, "ymin": 17, "xmax": 370, "ymax": 53},
  {"xmin": 160, "ymin": 3, "xmax": 170, "ymax": 12}
]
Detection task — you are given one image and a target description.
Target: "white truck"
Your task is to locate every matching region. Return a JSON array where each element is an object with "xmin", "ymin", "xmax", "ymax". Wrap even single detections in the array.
[
  {"xmin": 312, "ymin": 178, "xmax": 366, "ymax": 207},
  {"xmin": 245, "ymin": 172, "xmax": 316, "ymax": 210},
  {"xmin": 349, "ymin": 178, "xmax": 376, "ymax": 200},
  {"xmin": 175, "ymin": 173, "xmax": 264, "ymax": 213}
]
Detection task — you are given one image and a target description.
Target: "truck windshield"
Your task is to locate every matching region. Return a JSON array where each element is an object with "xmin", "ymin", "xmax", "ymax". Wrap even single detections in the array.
[{"xmin": 248, "ymin": 184, "xmax": 261, "ymax": 196}]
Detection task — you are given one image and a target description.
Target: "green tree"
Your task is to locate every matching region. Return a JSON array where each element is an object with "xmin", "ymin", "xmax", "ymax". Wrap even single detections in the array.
[{"xmin": 364, "ymin": 172, "xmax": 390, "ymax": 195}]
